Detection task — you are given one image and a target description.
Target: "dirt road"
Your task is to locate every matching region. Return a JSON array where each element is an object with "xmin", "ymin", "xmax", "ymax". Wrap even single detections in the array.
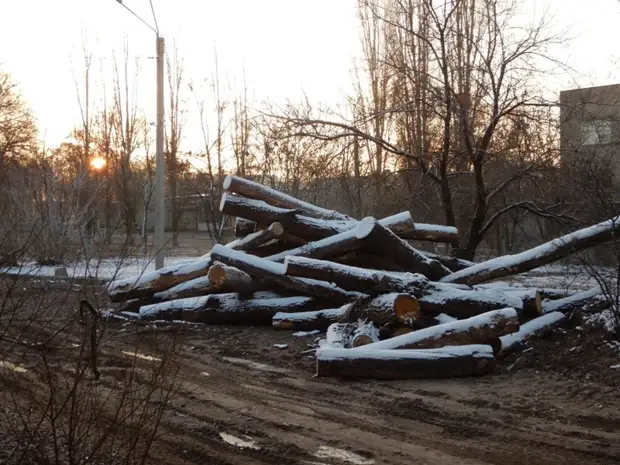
[{"xmin": 102, "ymin": 324, "xmax": 619, "ymax": 465}]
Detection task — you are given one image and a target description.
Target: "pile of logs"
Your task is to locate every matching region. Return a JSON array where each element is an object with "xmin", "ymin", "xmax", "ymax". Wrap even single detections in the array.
[{"xmin": 106, "ymin": 175, "xmax": 616, "ymax": 380}]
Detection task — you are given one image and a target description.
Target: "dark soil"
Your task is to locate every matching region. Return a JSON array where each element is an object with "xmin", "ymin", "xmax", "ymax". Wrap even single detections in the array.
[{"xmin": 2, "ymin": 286, "xmax": 620, "ymax": 465}]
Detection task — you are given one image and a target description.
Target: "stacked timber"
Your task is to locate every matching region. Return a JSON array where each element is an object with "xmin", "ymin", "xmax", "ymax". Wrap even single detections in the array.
[{"xmin": 106, "ymin": 175, "xmax": 615, "ymax": 381}]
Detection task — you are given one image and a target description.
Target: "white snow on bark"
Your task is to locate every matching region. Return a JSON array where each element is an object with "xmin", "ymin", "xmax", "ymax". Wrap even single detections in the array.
[
  {"xmin": 212, "ymin": 244, "xmax": 285, "ymax": 274},
  {"xmin": 541, "ymin": 287, "xmax": 603, "ymax": 314},
  {"xmin": 499, "ymin": 311, "xmax": 566, "ymax": 353},
  {"xmin": 273, "ymin": 307, "xmax": 346, "ymax": 323},
  {"xmin": 317, "ymin": 344, "xmax": 495, "ymax": 361},
  {"xmin": 414, "ymin": 223, "xmax": 458, "ymax": 235},
  {"xmin": 441, "ymin": 216, "xmax": 620, "ymax": 284},
  {"xmin": 355, "ymin": 308, "xmax": 518, "ymax": 351}
]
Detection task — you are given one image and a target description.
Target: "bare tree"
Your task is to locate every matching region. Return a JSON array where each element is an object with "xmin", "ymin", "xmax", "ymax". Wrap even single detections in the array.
[{"xmin": 277, "ymin": 0, "xmax": 568, "ymax": 260}]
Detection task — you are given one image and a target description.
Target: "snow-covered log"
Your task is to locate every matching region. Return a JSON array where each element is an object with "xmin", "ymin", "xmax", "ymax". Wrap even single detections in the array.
[
  {"xmin": 139, "ymin": 293, "xmax": 318, "ymax": 325},
  {"xmin": 355, "ymin": 217, "xmax": 451, "ymax": 280},
  {"xmin": 499, "ymin": 311, "xmax": 566, "ymax": 354},
  {"xmin": 418, "ymin": 287, "xmax": 524, "ymax": 320},
  {"xmin": 210, "ymin": 244, "xmax": 362, "ymax": 303},
  {"xmin": 234, "ymin": 217, "xmax": 257, "ymax": 237},
  {"xmin": 357, "ymin": 308, "xmax": 519, "ymax": 354},
  {"xmin": 421, "ymin": 251, "xmax": 475, "ymax": 272},
  {"xmin": 398, "ymin": 223, "xmax": 459, "ymax": 243},
  {"xmin": 206, "ymin": 262, "xmax": 255, "ymax": 292},
  {"xmin": 339, "ymin": 293, "xmax": 421, "ymax": 325},
  {"xmin": 153, "ymin": 275, "xmax": 219, "ymax": 302},
  {"xmin": 541, "ymin": 287, "xmax": 607, "ymax": 314},
  {"xmin": 324, "ymin": 323, "xmax": 354, "ymax": 348},
  {"xmin": 316, "ymin": 345, "xmax": 496, "ymax": 380},
  {"xmin": 231, "ymin": 222, "xmax": 285, "ymax": 251},
  {"xmin": 351, "ymin": 322, "xmax": 380, "ymax": 347},
  {"xmin": 223, "ymin": 174, "xmax": 354, "ymax": 221},
  {"xmin": 283, "ymin": 256, "xmax": 429, "ymax": 295},
  {"xmin": 107, "ymin": 254, "xmax": 214, "ymax": 302},
  {"xmin": 220, "ymin": 193, "xmax": 350, "ymax": 240},
  {"xmin": 441, "ymin": 216, "xmax": 620, "ymax": 285},
  {"xmin": 272, "ymin": 307, "xmax": 348, "ymax": 331}
]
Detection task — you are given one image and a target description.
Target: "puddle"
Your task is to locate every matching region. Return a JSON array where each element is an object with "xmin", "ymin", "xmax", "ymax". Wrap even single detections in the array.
[
  {"xmin": 222, "ymin": 357, "xmax": 289, "ymax": 374},
  {"xmin": 0, "ymin": 361, "xmax": 28, "ymax": 373},
  {"xmin": 219, "ymin": 432, "xmax": 260, "ymax": 450},
  {"xmin": 315, "ymin": 446, "xmax": 374, "ymax": 465},
  {"xmin": 121, "ymin": 351, "xmax": 162, "ymax": 362}
]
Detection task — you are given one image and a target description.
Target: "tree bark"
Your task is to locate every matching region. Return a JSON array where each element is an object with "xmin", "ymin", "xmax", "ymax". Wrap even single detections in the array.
[
  {"xmin": 152, "ymin": 275, "xmax": 219, "ymax": 302},
  {"xmin": 223, "ymin": 174, "xmax": 354, "ymax": 221},
  {"xmin": 541, "ymin": 287, "xmax": 607, "ymax": 314},
  {"xmin": 316, "ymin": 345, "xmax": 496, "ymax": 380},
  {"xmin": 355, "ymin": 217, "xmax": 451, "ymax": 280},
  {"xmin": 220, "ymin": 193, "xmax": 347, "ymax": 240},
  {"xmin": 442, "ymin": 216, "xmax": 620, "ymax": 285},
  {"xmin": 499, "ymin": 311, "xmax": 566, "ymax": 355},
  {"xmin": 283, "ymin": 256, "xmax": 429, "ymax": 294},
  {"xmin": 418, "ymin": 287, "xmax": 525, "ymax": 320},
  {"xmin": 339, "ymin": 293, "xmax": 421, "ymax": 325},
  {"xmin": 421, "ymin": 251, "xmax": 474, "ymax": 272},
  {"xmin": 272, "ymin": 306, "xmax": 348, "ymax": 331},
  {"xmin": 210, "ymin": 244, "xmax": 362, "ymax": 303},
  {"xmin": 398, "ymin": 223, "xmax": 459, "ymax": 243},
  {"xmin": 139, "ymin": 293, "xmax": 320, "ymax": 325},
  {"xmin": 231, "ymin": 222, "xmax": 285, "ymax": 252},
  {"xmin": 358, "ymin": 308, "xmax": 519, "ymax": 355},
  {"xmin": 234, "ymin": 217, "xmax": 257, "ymax": 237}
]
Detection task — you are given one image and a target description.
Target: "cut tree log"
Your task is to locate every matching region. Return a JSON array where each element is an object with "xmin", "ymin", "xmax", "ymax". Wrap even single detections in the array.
[
  {"xmin": 107, "ymin": 254, "xmax": 214, "ymax": 302},
  {"xmin": 355, "ymin": 217, "xmax": 451, "ymax": 280},
  {"xmin": 316, "ymin": 345, "xmax": 496, "ymax": 380},
  {"xmin": 398, "ymin": 223, "xmax": 459, "ymax": 243},
  {"xmin": 272, "ymin": 306, "xmax": 348, "ymax": 331},
  {"xmin": 220, "ymin": 193, "xmax": 349, "ymax": 240},
  {"xmin": 234, "ymin": 217, "xmax": 257, "ymax": 237},
  {"xmin": 421, "ymin": 251, "xmax": 475, "ymax": 272},
  {"xmin": 351, "ymin": 322, "xmax": 380, "ymax": 347},
  {"xmin": 541, "ymin": 287, "xmax": 607, "ymax": 314},
  {"xmin": 223, "ymin": 174, "xmax": 354, "ymax": 221},
  {"xmin": 338, "ymin": 293, "xmax": 421, "ymax": 325},
  {"xmin": 210, "ymin": 244, "xmax": 362, "ymax": 303},
  {"xmin": 139, "ymin": 293, "xmax": 319, "ymax": 325},
  {"xmin": 441, "ymin": 215, "xmax": 620, "ymax": 285},
  {"xmin": 231, "ymin": 222, "xmax": 285, "ymax": 252},
  {"xmin": 418, "ymin": 287, "xmax": 525, "ymax": 320},
  {"xmin": 207, "ymin": 262, "xmax": 255, "ymax": 292},
  {"xmin": 283, "ymin": 255, "xmax": 429, "ymax": 295},
  {"xmin": 153, "ymin": 275, "xmax": 219, "ymax": 302},
  {"xmin": 324, "ymin": 323, "xmax": 355, "ymax": 348},
  {"xmin": 357, "ymin": 308, "xmax": 519, "ymax": 354},
  {"xmin": 499, "ymin": 311, "xmax": 566, "ymax": 355}
]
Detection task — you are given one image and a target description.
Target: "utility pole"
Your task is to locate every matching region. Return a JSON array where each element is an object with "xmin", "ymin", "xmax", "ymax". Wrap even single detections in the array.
[
  {"xmin": 155, "ymin": 36, "xmax": 165, "ymax": 269},
  {"xmin": 114, "ymin": 0, "xmax": 165, "ymax": 270}
]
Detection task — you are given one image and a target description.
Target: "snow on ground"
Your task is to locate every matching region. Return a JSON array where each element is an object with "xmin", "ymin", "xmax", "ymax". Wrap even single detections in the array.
[{"xmin": 0, "ymin": 256, "xmax": 202, "ymax": 282}]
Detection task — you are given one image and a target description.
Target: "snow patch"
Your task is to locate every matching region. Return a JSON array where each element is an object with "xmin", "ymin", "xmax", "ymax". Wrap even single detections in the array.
[
  {"xmin": 219, "ymin": 432, "xmax": 260, "ymax": 450},
  {"xmin": 221, "ymin": 357, "xmax": 290, "ymax": 374},
  {"xmin": 584, "ymin": 308, "xmax": 618, "ymax": 333},
  {"xmin": 0, "ymin": 361, "xmax": 28, "ymax": 373},
  {"xmin": 293, "ymin": 330, "xmax": 321, "ymax": 337},
  {"xmin": 121, "ymin": 351, "xmax": 161, "ymax": 362},
  {"xmin": 273, "ymin": 344, "xmax": 288, "ymax": 349},
  {"xmin": 315, "ymin": 446, "xmax": 374, "ymax": 465}
]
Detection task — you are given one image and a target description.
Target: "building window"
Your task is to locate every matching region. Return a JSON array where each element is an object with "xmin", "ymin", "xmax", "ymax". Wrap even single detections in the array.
[{"xmin": 581, "ymin": 120, "xmax": 613, "ymax": 145}]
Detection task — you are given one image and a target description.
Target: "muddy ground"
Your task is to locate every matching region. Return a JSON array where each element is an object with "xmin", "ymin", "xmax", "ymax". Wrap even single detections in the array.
[{"xmin": 2, "ymin": 286, "xmax": 620, "ymax": 465}]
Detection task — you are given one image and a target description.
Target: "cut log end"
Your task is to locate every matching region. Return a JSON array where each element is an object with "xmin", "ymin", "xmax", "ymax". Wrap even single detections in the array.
[
  {"xmin": 355, "ymin": 217, "xmax": 376, "ymax": 240},
  {"xmin": 393, "ymin": 294, "xmax": 421, "ymax": 321},
  {"xmin": 269, "ymin": 222, "xmax": 285, "ymax": 236},
  {"xmin": 223, "ymin": 175, "xmax": 233, "ymax": 190}
]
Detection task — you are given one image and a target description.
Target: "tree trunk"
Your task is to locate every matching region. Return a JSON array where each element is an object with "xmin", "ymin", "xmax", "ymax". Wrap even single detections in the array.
[
  {"xmin": 283, "ymin": 255, "xmax": 429, "ymax": 295},
  {"xmin": 223, "ymin": 174, "xmax": 354, "ymax": 221},
  {"xmin": 315, "ymin": 345, "xmax": 496, "ymax": 380},
  {"xmin": 339, "ymin": 293, "xmax": 421, "ymax": 325},
  {"xmin": 355, "ymin": 217, "xmax": 451, "ymax": 280},
  {"xmin": 272, "ymin": 307, "xmax": 348, "ymax": 331},
  {"xmin": 398, "ymin": 223, "xmax": 459, "ymax": 243},
  {"xmin": 207, "ymin": 262, "xmax": 255, "ymax": 292},
  {"xmin": 418, "ymin": 287, "xmax": 525, "ymax": 320},
  {"xmin": 234, "ymin": 217, "xmax": 257, "ymax": 237},
  {"xmin": 421, "ymin": 251, "xmax": 474, "ymax": 272},
  {"xmin": 358, "ymin": 308, "xmax": 519, "ymax": 354},
  {"xmin": 541, "ymin": 287, "xmax": 607, "ymax": 314},
  {"xmin": 230, "ymin": 222, "xmax": 285, "ymax": 252},
  {"xmin": 351, "ymin": 322, "xmax": 380, "ymax": 347},
  {"xmin": 139, "ymin": 293, "xmax": 319, "ymax": 325},
  {"xmin": 499, "ymin": 311, "xmax": 566, "ymax": 355},
  {"xmin": 153, "ymin": 275, "xmax": 219, "ymax": 302},
  {"xmin": 442, "ymin": 216, "xmax": 620, "ymax": 285},
  {"xmin": 210, "ymin": 244, "xmax": 361, "ymax": 303}
]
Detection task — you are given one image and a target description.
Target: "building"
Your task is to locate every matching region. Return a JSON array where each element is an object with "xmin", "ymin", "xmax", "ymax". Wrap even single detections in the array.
[{"xmin": 560, "ymin": 83, "xmax": 620, "ymax": 185}]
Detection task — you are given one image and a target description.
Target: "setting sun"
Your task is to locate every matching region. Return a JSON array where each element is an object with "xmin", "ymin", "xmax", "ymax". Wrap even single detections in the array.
[{"xmin": 90, "ymin": 156, "xmax": 106, "ymax": 170}]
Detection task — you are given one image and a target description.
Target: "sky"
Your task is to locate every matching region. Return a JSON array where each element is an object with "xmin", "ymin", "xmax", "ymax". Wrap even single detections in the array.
[{"xmin": 1, "ymin": 0, "xmax": 620, "ymax": 152}]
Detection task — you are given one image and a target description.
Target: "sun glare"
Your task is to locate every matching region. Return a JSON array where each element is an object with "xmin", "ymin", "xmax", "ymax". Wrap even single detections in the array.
[{"xmin": 90, "ymin": 156, "xmax": 106, "ymax": 170}]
